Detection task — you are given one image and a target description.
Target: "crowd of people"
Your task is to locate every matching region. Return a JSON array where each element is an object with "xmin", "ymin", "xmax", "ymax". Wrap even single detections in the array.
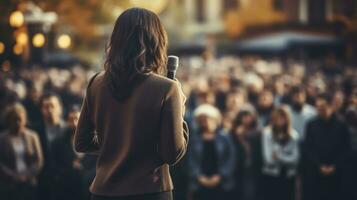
[{"xmin": 0, "ymin": 55, "xmax": 356, "ymax": 200}]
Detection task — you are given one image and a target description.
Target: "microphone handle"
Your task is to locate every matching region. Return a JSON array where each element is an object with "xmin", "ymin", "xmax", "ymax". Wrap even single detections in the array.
[{"xmin": 167, "ymin": 71, "xmax": 175, "ymax": 80}]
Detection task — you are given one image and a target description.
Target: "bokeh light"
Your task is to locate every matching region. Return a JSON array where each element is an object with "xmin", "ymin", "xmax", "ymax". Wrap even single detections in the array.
[
  {"xmin": 57, "ymin": 34, "xmax": 72, "ymax": 49},
  {"xmin": 16, "ymin": 32, "xmax": 28, "ymax": 45},
  {"xmin": 9, "ymin": 11, "xmax": 24, "ymax": 27},
  {"xmin": 13, "ymin": 43, "xmax": 23, "ymax": 55},
  {"xmin": 32, "ymin": 33, "xmax": 46, "ymax": 48},
  {"xmin": 0, "ymin": 42, "xmax": 5, "ymax": 54}
]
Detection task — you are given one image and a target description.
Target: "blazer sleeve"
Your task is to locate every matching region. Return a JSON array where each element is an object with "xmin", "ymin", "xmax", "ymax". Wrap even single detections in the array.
[
  {"xmin": 74, "ymin": 74, "xmax": 100, "ymax": 155},
  {"xmin": 158, "ymin": 81, "xmax": 189, "ymax": 165},
  {"xmin": 31, "ymin": 132, "xmax": 44, "ymax": 176}
]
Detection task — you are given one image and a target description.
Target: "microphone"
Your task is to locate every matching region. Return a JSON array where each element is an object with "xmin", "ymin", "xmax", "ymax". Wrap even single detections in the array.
[{"xmin": 167, "ymin": 55, "xmax": 179, "ymax": 80}]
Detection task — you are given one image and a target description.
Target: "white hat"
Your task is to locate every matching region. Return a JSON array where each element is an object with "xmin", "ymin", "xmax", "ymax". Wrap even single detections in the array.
[{"xmin": 194, "ymin": 104, "xmax": 222, "ymax": 124}]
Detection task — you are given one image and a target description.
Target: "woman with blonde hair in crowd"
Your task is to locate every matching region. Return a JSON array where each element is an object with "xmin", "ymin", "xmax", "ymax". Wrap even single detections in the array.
[
  {"xmin": 0, "ymin": 103, "xmax": 44, "ymax": 200},
  {"xmin": 261, "ymin": 106, "xmax": 299, "ymax": 200}
]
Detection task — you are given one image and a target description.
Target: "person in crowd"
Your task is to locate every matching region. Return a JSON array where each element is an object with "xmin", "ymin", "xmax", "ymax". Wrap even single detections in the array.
[
  {"xmin": 22, "ymin": 81, "xmax": 44, "ymax": 135},
  {"xmin": 244, "ymin": 72, "xmax": 264, "ymax": 106},
  {"xmin": 52, "ymin": 106, "xmax": 85, "ymax": 200},
  {"xmin": 0, "ymin": 79, "xmax": 19, "ymax": 132},
  {"xmin": 302, "ymin": 93, "xmax": 350, "ymax": 200},
  {"xmin": 37, "ymin": 93, "xmax": 65, "ymax": 200},
  {"xmin": 257, "ymin": 90, "xmax": 275, "ymax": 128},
  {"xmin": 222, "ymin": 88, "xmax": 247, "ymax": 131},
  {"xmin": 60, "ymin": 74, "xmax": 85, "ymax": 109},
  {"xmin": 288, "ymin": 86, "xmax": 316, "ymax": 140},
  {"xmin": 331, "ymin": 89, "xmax": 346, "ymax": 118},
  {"xmin": 0, "ymin": 103, "xmax": 43, "ymax": 200},
  {"xmin": 261, "ymin": 106, "xmax": 299, "ymax": 200},
  {"xmin": 273, "ymin": 76, "xmax": 290, "ymax": 105},
  {"xmin": 230, "ymin": 107, "xmax": 262, "ymax": 200},
  {"xmin": 38, "ymin": 93, "xmax": 65, "ymax": 152},
  {"xmin": 342, "ymin": 106, "xmax": 357, "ymax": 200},
  {"xmin": 188, "ymin": 104, "xmax": 236, "ymax": 200}
]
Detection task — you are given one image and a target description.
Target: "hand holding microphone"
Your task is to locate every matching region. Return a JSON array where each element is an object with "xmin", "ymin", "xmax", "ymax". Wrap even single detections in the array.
[
  {"xmin": 167, "ymin": 55, "xmax": 186, "ymax": 114},
  {"xmin": 167, "ymin": 55, "xmax": 179, "ymax": 80}
]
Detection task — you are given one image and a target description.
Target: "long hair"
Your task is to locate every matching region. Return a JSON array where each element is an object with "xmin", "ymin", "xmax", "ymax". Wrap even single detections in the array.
[
  {"xmin": 231, "ymin": 109, "xmax": 257, "ymax": 133},
  {"xmin": 270, "ymin": 106, "xmax": 292, "ymax": 142},
  {"xmin": 104, "ymin": 8, "xmax": 168, "ymax": 101}
]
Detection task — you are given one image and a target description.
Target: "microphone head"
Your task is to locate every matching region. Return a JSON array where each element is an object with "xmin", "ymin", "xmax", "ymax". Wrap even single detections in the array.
[{"xmin": 167, "ymin": 55, "xmax": 179, "ymax": 72}]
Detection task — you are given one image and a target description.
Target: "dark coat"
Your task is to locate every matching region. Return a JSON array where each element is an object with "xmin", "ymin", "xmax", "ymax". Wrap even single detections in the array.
[{"xmin": 302, "ymin": 115, "xmax": 350, "ymax": 200}]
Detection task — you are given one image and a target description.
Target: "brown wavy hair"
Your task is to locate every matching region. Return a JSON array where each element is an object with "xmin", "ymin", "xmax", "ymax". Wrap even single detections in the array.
[
  {"xmin": 104, "ymin": 8, "xmax": 168, "ymax": 101},
  {"xmin": 270, "ymin": 106, "xmax": 292, "ymax": 142}
]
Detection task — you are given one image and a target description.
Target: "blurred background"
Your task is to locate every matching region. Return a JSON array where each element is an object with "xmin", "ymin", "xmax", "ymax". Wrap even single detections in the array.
[{"xmin": 0, "ymin": 1, "xmax": 356, "ymax": 200}]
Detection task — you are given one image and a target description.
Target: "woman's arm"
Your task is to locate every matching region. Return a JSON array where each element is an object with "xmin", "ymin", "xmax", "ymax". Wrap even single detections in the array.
[
  {"xmin": 31, "ymin": 133, "xmax": 44, "ymax": 176},
  {"xmin": 158, "ymin": 81, "xmax": 189, "ymax": 165},
  {"xmin": 74, "ymin": 93, "xmax": 100, "ymax": 155}
]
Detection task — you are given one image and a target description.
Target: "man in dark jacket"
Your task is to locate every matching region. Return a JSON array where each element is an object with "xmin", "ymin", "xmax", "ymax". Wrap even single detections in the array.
[
  {"xmin": 36, "ymin": 93, "xmax": 65, "ymax": 200},
  {"xmin": 302, "ymin": 93, "xmax": 350, "ymax": 200}
]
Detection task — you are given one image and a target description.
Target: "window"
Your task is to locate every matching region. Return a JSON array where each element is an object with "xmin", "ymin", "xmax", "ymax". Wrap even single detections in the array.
[{"xmin": 196, "ymin": 0, "xmax": 206, "ymax": 23}]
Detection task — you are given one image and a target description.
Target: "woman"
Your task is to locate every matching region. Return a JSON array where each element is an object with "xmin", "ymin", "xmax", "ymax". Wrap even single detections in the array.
[
  {"xmin": 230, "ymin": 107, "xmax": 262, "ymax": 200},
  {"xmin": 188, "ymin": 104, "xmax": 236, "ymax": 200},
  {"xmin": 74, "ymin": 8, "xmax": 188, "ymax": 200},
  {"xmin": 0, "ymin": 103, "xmax": 44, "ymax": 200},
  {"xmin": 261, "ymin": 106, "xmax": 299, "ymax": 200}
]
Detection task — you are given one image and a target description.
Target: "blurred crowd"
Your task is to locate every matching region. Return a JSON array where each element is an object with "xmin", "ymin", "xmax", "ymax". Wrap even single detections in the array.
[{"xmin": 0, "ymin": 55, "xmax": 356, "ymax": 200}]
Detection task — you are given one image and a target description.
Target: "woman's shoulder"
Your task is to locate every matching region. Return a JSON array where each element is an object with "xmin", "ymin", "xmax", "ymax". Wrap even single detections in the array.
[
  {"xmin": 23, "ymin": 128, "xmax": 40, "ymax": 140},
  {"xmin": 148, "ymin": 73, "xmax": 182, "ymax": 95},
  {"xmin": 150, "ymin": 73, "xmax": 177, "ymax": 87},
  {"xmin": 289, "ymin": 129, "xmax": 299, "ymax": 141}
]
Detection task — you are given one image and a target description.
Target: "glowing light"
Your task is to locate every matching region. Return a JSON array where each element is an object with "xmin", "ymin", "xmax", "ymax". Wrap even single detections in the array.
[
  {"xmin": 13, "ymin": 43, "xmax": 23, "ymax": 55},
  {"xmin": 0, "ymin": 42, "xmax": 5, "ymax": 54},
  {"xmin": 32, "ymin": 33, "xmax": 45, "ymax": 47},
  {"xmin": 9, "ymin": 11, "xmax": 24, "ymax": 27},
  {"xmin": 16, "ymin": 32, "xmax": 28, "ymax": 45},
  {"xmin": 57, "ymin": 34, "xmax": 71, "ymax": 49}
]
